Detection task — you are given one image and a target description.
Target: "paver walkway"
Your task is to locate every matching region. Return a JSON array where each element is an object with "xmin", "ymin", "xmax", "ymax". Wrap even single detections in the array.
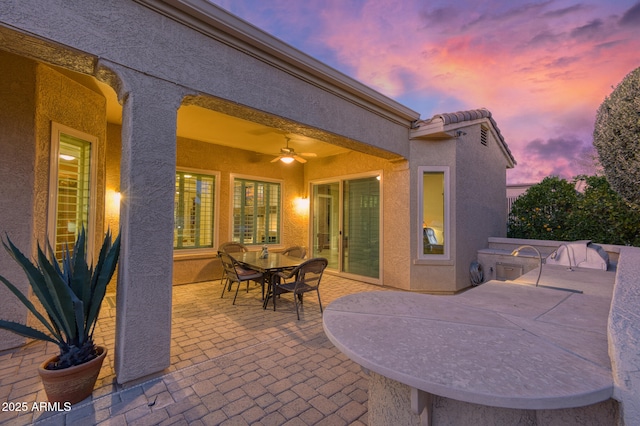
[{"xmin": 0, "ymin": 275, "xmax": 390, "ymax": 425}]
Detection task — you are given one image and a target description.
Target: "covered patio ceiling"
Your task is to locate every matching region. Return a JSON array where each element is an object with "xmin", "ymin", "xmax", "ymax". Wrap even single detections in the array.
[{"xmin": 86, "ymin": 71, "xmax": 352, "ymax": 162}]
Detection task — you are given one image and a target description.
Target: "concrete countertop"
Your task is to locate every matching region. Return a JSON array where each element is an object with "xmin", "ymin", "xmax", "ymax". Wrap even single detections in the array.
[{"xmin": 323, "ymin": 265, "xmax": 615, "ymax": 410}]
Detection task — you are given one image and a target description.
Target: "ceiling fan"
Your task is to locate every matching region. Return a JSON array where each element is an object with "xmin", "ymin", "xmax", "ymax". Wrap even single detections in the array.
[{"xmin": 271, "ymin": 137, "xmax": 317, "ymax": 164}]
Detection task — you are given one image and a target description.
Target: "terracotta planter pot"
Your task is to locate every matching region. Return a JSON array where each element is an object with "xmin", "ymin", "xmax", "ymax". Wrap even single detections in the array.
[{"xmin": 38, "ymin": 346, "xmax": 107, "ymax": 405}]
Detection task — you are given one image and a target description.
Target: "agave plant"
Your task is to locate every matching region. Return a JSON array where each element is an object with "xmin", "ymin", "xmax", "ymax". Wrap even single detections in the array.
[{"xmin": 0, "ymin": 228, "xmax": 120, "ymax": 369}]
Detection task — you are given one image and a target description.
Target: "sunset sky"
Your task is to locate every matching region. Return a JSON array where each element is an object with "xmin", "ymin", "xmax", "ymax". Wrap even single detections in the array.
[{"xmin": 210, "ymin": 0, "xmax": 640, "ymax": 184}]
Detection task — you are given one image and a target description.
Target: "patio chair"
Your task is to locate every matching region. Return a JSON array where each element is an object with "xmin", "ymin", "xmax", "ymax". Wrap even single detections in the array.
[
  {"xmin": 219, "ymin": 252, "xmax": 265, "ymax": 305},
  {"xmin": 281, "ymin": 245, "xmax": 307, "ymax": 259},
  {"xmin": 218, "ymin": 241, "xmax": 248, "ymax": 291},
  {"xmin": 219, "ymin": 241, "xmax": 248, "ymax": 254},
  {"xmin": 270, "ymin": 257, "xmax": 328, "ymax": 320},
  {"xmin": 279, "ymin": 245, "xmax": 307, "ymax": 276}
]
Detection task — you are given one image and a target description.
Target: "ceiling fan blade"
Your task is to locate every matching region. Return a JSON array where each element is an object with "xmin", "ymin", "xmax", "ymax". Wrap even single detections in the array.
[
  {"xmin": 271, "ymin": 156, "xmax": 282, "ymax": 163},
  {"xmin": 294, "ymin": 155, "xmax": 307, "ymax": 163},
  {"xmin": 299, "ymin": 152, "xmax": 317, "ymax": 157}
]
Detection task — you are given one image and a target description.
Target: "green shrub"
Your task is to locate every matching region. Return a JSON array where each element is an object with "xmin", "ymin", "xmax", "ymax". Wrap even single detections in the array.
[
  {"xmin": 508, "ymin": 175, "xmax": 640, "ymax": 246},
  {"xmin": 508, "ymin": 176, "xmax": 577, "ymax": 240}
]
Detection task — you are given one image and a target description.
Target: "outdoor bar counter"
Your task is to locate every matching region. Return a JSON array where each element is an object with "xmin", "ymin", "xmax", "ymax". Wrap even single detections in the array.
[{"xmin": 323, "ymin": 265, "xmax": 619, "ymax": 425}]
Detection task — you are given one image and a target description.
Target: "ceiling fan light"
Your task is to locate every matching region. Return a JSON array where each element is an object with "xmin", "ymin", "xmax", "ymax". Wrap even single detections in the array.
[{"xmin": 280, "ymin": 156, "xmax": 295, "ymax": 164}]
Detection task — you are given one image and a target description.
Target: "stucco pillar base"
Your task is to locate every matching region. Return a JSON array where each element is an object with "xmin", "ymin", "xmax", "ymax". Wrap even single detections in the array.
[{"xmin": 367, "ymin": 372, "xmax": 619, "ymax": 426}]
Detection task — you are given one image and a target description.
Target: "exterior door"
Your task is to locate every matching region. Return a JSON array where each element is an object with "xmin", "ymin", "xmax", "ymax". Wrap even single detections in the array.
[
  {"xmin": 311, "ymin": 173, "xmax": 381, "ymax": 283},
  {"xmin": 311, "ymin": 182, "xmax": 340, "ymax": 270}
]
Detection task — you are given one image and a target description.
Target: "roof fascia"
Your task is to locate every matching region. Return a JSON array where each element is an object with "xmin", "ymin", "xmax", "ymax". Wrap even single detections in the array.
[
  {"xmin": 135, "ymin": 0, "xmax": 420, "ymax": 126},
  {"xmin": 410, "ymin": 116, "xmax": 451, "ymax": 139},
  {"xmin": 411, "ymin": 117, "xmax": 516, "ymax": 168}
]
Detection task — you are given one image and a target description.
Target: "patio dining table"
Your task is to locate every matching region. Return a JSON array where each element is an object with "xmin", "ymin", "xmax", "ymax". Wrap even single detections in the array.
[{"xmin": 235, "ymin": 251, "xmax": 304, "ymax": 308}]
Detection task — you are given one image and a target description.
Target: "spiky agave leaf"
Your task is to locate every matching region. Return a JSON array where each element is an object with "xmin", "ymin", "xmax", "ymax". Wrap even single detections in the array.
[
  {"xmin": 1, "ymin": 237, "xmax": 65, "ymax": 343},
  {"xmin": 69, "ymin": 228, "xmax": 91, "ymax": 307},
  {"xmin": 85, "ymin": 229, "xmax": 120, "ymax": 338},
  {"xmin": 36, "ymin": 245, "xmax": 77, "ymax": 342},
  {"xmin": 0, "ymin": 274, "xmax": 61, "ymax": 343},
  {"xmin": 0, "ymin": 319, "xmax": 58, "ymax": 345}
]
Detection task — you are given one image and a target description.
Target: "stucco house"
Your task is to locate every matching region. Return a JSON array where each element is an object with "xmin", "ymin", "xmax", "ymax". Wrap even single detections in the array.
[{"xmin": 0, "ymin": 0, "xmax": 515, "ymax": 384}]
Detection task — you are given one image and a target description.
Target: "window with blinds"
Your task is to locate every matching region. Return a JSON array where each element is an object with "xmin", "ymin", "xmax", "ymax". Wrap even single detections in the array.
[
  {"xmin": 53, "ymin": 133, "xmax": 92, "ymax": 260},
  {"xmin": 174, "ymin": 171, "xmax": 215, "ymax": 249},
  {"xmin": 232, "ymin": 178, "xmax": 281, "ymax": 245}
]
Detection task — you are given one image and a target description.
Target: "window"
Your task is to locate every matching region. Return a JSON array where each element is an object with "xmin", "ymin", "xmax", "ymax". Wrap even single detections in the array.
[
  {"xmin": 232, "ymin": 177, "xmax": 281, "ymax": 245},
  {"xmin": 418, "ymin": 166, "xmax": 449, "ymax": 259},
  {"xmin": 48, "ymin": 123, "xmax": 96, "ymax": 261},
  {"xmin": 174, "ymin": 171, "xmax": 217, "ymax": 249}
]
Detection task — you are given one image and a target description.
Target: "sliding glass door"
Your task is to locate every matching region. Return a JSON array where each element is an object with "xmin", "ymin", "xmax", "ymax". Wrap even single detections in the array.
[
  {"xmin": 311, "ymin": 173, "xmax": 381, "ymax": 282},
  {"xmin": 312, "ymin": 182, "xmax": 340, "ymax": 269},
  {"xmin": 343, "ymin": 177, "xmax": 380, "ymax": 277}
]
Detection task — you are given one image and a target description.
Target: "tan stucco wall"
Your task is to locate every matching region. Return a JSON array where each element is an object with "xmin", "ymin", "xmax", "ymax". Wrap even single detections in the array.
[
  {"xmin": 105, "ymin": 123, "xmax": 122, "ymax": 293},
  {"xmin": 454, "ymin": 125, "xmax": 508, "ymax": 291},
  {"xmin": 409, "ymin": 139, "xmax": 457, "ymax": 292},
  {"xmin": 176, "ymin": 135, "xmax": 306, "ymax": 284},
  {"xmin": 0, "ymin": 56, "xmax": 107, "ymax": 350},
  {"xmin": 409, "ymin": 123, "xmax": 509, "ymax": 293},
  {"xmin": 0, "ymin": 52, "xmax": 37, "ymax": 350},
  {"xmin": 36, "ymin": 64, "xmax": 108, "ymax": 260}
]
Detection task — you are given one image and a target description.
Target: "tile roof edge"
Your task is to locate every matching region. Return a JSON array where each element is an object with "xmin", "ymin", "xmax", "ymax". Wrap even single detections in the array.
[{"xmin": 415, "ymin": 108, "xmax": 516, "ymax": 166}]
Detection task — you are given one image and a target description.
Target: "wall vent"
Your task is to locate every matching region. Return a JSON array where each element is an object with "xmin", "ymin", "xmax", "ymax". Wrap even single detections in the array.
[{"xmin": 480, "ymin": 126, "xmax": 488, "ymax": 146}]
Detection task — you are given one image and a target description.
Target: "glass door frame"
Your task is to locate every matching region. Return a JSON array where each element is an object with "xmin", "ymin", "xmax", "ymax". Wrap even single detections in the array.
[{"xmin": 308, "ymin": 170, "xmax": 383, "ymax": 285}]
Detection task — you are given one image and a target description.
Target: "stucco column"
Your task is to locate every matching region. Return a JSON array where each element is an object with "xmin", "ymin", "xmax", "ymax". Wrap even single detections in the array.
[{"xmin": 98, "ymin": 62, "xmax": 188, "ymax": 384}]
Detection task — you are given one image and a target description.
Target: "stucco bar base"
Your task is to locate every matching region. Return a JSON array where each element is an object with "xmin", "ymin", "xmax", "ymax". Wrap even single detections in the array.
[{"xmin": 368, "ymin": 372, "xmax": 618, "ymax": 426}]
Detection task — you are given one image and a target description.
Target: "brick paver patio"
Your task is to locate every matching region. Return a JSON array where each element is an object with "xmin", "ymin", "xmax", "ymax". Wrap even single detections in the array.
[{"xmin": 0, "ymin": 274, "xmax": 389, "ymax": 425}]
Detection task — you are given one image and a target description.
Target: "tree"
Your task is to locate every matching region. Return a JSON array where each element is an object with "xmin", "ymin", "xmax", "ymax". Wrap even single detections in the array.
[
  {"xmin": 507, "ymin": 176, "xmax": 577, "ymax": 240},
  {"xmin": 507, "ymin": 175, "xmax": 640, "ymax": 246},
  {"xmin": 593, "ymin": 66, "xmax": 640, "ymax": 207}
]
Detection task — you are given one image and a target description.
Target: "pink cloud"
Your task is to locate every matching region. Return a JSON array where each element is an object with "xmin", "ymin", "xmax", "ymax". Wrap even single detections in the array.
[
  {"xmin": 321, "ymin": 1, "xmax": 640, "ymax": 183},
  {"xmin": 212, "ymin": 0, "xmax": 640, "ymax": 183}
]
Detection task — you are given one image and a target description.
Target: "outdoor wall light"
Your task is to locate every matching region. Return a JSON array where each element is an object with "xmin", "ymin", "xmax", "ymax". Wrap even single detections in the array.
[
  {"xmin": 106, "ymin": 189, "xmax": 121, "ymax": 219},
  {"xmin": 294, "ymin": 196, "xmax": 309, "ymax": 215},
  {"xmin": 511, "ymin": 245, "xmax": 542, "ymax": 287}
]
